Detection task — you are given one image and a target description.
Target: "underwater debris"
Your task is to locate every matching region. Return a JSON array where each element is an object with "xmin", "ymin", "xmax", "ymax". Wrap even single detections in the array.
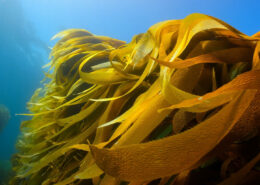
[
  {"xmin": 0, "ymin": 104, "xmax": 10, "ymax": 132},
  {"xmin": 11, "ymin": 13, "xmax": 260, "ymax": 185}
]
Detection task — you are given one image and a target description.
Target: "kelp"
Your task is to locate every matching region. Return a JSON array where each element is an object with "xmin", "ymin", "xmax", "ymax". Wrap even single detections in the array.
[{"xmin": 11, "ymin": 13, "xmax": 260, "ymax": 185}]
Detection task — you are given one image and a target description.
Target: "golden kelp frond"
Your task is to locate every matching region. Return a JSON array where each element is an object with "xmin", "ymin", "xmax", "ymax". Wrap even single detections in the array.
[{"xmin": 11, "ymin": 13, "xmax": 260, "ymax": 185}]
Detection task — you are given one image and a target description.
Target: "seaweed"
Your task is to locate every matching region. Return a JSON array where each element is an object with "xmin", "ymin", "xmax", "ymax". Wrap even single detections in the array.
[{"xmin": 11, "ymin": 13, "xmax": 260, "ymax": 185}]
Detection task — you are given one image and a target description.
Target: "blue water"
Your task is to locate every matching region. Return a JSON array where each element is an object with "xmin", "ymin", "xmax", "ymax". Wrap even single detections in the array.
[
  {"xmin": 0, "ymin": 0, "xmax": 259, "ymax": 181},
  {"xmin": 0, "ymin": 0, "xmax": 46, "ymax": 162}
]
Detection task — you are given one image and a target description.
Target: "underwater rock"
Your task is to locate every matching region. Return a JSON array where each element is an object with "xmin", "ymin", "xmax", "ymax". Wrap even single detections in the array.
[
  {"xmin": 10, "ymin": 13, "xmax": 260, "ymax": 185},
  {"xmin": 0, "ymin": 104, "xmax": 10, "ymax": 132}
]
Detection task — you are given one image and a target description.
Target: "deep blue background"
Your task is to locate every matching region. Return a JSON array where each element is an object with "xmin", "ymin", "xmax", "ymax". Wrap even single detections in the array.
[{"xmin": 0, "ymin": 0, "xmax": 259, "ymax": 161}]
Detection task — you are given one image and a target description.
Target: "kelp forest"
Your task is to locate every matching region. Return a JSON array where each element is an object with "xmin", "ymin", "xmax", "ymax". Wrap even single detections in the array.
[{"xmin": 10, "ymin": 13, "xmax": 260, "ymax": 185}]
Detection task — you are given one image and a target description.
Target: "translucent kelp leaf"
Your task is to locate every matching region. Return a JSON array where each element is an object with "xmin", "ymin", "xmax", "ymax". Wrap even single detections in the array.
[
  {"xmin": 155, "ymin": 47, "xmax": 253, "ymax": 69},
  {"xmin": 90, "ymin": 91, "xmax": 256, "ymax": 181},
  {"xmin": 161, "ymin": 69, "xmax": 260, "ymax": 113},
  {"xmin": 167, "ymin": 13, "xmax": 232, "ymax": 62}
]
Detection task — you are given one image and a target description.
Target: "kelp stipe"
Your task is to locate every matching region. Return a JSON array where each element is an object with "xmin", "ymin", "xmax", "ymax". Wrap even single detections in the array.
[{"xmin": 10, "ymin": 13, "xmax": 260, "ymax": 185}]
